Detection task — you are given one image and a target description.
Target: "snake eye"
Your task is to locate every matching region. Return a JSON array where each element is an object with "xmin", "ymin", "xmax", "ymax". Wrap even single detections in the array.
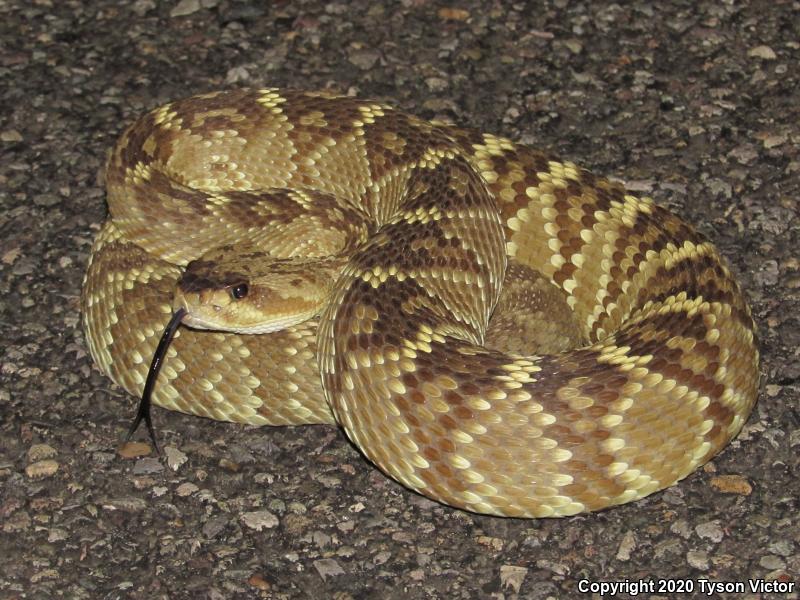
[{"xmin": 230, "ymin": 283, "xmax": 249, "ymax": 300}]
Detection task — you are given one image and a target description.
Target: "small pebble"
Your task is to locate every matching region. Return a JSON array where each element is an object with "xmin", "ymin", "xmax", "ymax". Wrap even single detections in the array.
[
  {"xmin": 686, "ymin": 550, "xmax": 709, "ymax": 570},
  {"xmin": 118, "ymin": 442, "xmax": 152, "ymax": 459},
  {"xmin": 710, "ymin": 475, "xmax": 753, "ymax": 495},
  {"xmin": 164, "ymin": 446, "xmax": 188, "ymax": 471},
  {"xmin": 25, "ymin": 460, "xmax": 59, "ymax": 479},
  {"xmin": 313, "ymin": 558, "xmax": 344, "ymax": 580},
  {"xmin": 27, "ymin": 444, "xmax": 57, "ymax": 462},
  {"xmin": 500, "ymin": 565, "xmax": 528, "ymax": 594},
  {"xmin": 240, "ymin": 510, "xmax": 279, "ymax": 531},
  {"xmin": 748, "ymin": 45, "xmax": 777, "ymax": 60}
]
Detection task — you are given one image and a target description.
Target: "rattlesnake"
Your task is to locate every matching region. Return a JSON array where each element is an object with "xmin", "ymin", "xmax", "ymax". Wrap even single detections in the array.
[{"xmin": 81, "ymin": 89, "xmax": 759, "ymax": 517}]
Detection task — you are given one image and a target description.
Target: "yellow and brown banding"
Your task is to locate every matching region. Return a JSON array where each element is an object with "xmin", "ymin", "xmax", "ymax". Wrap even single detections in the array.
[{"xmin": 82, "ymin": 88, "xmax": 759, "ymax": 517}]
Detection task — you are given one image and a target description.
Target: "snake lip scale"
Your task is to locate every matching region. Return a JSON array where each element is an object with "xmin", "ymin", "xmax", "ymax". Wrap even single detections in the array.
[{"xmin": 82, "ymin": 88, "xmax": 759, "ymax": 518}]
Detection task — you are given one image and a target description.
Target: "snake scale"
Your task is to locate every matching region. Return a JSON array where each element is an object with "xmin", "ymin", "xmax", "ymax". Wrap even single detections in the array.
[{"xmin": 81, "ymin": 88, "xmax": 759, "ymax": 517}]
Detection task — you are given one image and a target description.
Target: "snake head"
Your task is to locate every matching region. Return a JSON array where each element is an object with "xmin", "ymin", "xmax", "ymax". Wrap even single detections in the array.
[{"xmin": 174, "ymin": 249, "xmax": 346, "ymax": 334}]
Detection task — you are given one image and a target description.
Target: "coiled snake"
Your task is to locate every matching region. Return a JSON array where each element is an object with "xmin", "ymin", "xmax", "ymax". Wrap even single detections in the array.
[{"xmin": 81, "ymin": 89, "xmax": 759, "ymax": 517}]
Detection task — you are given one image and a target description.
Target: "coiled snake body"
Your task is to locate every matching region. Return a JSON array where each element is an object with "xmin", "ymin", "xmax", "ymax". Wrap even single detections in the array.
[{"xmin": 82, "ymin": 89, "xmax": 759, "ymax": 517}]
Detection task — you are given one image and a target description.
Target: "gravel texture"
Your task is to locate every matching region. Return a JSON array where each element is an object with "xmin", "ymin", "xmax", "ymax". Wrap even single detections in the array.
[{"xmin": 1, "ymin": 0, "xmax": 798, "ymax": 598}]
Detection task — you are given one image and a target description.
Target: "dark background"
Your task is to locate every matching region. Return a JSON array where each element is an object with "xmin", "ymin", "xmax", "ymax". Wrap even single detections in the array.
[{"xmin": 1, "ymin": 0, "xmax": 798, "ymax": 598}]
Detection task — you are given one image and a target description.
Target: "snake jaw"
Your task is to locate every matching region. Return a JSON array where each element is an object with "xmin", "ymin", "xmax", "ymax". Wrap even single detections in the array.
[
  {"xmin": 173, "ymin": 283, "xmax": 323, "ymax": 334},
  {"xmin": 172, "ymin": 287, "xmax": 235, "ymax": 331}
]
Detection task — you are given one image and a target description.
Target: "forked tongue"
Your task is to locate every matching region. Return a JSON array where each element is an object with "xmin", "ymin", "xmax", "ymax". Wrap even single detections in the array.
[{"xmin": 125, "ymin": 307, "xmax": 187, "ymax": 453}]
